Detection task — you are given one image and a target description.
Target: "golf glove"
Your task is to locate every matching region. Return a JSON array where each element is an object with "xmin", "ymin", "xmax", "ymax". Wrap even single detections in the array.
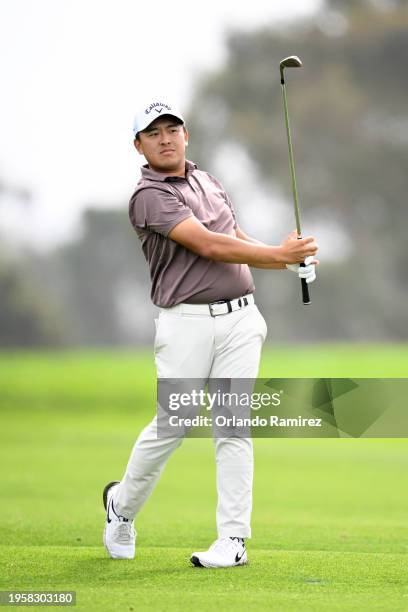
[{"xmin": 286, "ymin": 256, "xmax": 316, "ymax": 284}]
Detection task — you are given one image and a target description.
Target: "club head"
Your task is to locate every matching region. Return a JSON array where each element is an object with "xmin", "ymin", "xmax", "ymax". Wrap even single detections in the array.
[
  {"xmin": 280, "ymin": 55, "xmax": 303, "ymax": 83},
  {"xmin": 280, "ymin": 55, "xmax": 303, "ymax": 69}
]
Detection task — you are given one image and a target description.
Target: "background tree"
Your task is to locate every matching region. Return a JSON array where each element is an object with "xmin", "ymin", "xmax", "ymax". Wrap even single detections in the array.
[{"xmin": 27, "ymin": 209, "xmax": 155, "ymax": 346}]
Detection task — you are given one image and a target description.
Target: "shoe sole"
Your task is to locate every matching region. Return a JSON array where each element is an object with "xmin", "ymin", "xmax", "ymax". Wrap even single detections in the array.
[
  {"xmin": 190, "ymin": 554, "xmax": 248, "ymax": 568},
  {"xmin": 102, "ymin": 480, "xmax": 120, "ymax": 511}
]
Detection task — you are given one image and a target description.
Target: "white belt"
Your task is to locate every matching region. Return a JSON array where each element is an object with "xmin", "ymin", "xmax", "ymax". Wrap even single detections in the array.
[{"xmin": 162, "ymin": 294, "xmax": 255, "ymax": 317}]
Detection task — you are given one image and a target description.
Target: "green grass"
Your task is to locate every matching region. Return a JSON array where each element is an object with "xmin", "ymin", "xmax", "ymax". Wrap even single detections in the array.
[{"xmin": 0, "ymin": 346, "xmax": 408, "ymax": 611}]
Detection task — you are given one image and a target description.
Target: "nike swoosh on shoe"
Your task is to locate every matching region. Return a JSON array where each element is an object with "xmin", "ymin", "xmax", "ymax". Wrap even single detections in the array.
[{"xmin": 235, "ymin": 550, "xmax": 245, "ymax": 563}]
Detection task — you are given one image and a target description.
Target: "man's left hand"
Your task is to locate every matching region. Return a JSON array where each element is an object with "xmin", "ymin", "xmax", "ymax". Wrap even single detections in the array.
[{"xmin": 286, "ymin": 256, "xmax": 319, "ymax": 284}]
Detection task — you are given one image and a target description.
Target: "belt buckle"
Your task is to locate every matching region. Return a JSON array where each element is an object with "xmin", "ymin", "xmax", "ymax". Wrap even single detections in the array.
[
  {"xmin": 209, "ymin": 300, "xmax": 231, "ymax": 317},
  {"xmin": 209, "ymin": 300, "xmax": 223, "ymax": 317}
]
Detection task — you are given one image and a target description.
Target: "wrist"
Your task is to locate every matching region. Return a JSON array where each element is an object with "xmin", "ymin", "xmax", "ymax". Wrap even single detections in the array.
[{"xmin": 273, "ymin": 245, "xmax": 286, "ymax": 264}]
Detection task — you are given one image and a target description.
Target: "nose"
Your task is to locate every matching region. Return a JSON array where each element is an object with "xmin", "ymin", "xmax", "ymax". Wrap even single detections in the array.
[{"xmin": 159, "ymin": 130, "xmax": 171, "ymax": 145}]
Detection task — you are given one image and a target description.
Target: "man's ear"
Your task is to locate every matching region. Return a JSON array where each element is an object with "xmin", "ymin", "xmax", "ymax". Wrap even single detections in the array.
[
  {"xmin": 134, "ymin": 138, "xmax": 144, "ymax": 155},
  {"xmin": 184, "ymin": 127, "xmax": 189, "ymax": 147}
]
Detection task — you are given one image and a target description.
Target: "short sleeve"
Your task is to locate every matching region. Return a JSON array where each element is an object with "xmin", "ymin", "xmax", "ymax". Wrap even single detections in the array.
[{"xmin": 129, "ymin": 187, "xmax": 193, "ymax": 237}]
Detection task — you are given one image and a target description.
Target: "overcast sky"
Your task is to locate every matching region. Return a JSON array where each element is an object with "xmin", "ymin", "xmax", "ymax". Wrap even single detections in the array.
[{"xmin": 0, "ymin": 0, "xmax": 322, "ymax": 249}]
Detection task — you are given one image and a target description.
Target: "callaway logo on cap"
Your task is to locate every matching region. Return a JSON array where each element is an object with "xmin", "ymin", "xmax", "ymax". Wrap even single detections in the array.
[{"xmin": 132, "ymin": 99, "xmax": 184, "ymax": 137}]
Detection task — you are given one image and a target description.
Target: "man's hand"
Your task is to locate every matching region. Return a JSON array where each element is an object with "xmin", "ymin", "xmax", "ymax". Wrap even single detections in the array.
[
  {"xmin": 281, "ymin": 230, "xmax": 319, "ymax": 264},
  {"xmin": 287, "ymin": 255, "xmax": 319, "ymax": 284}
]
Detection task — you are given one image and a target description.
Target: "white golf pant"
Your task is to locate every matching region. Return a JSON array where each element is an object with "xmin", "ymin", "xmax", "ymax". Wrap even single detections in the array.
[{"xmin": 114, "ymin": 299, "xmax": 267, "ymax": 539}]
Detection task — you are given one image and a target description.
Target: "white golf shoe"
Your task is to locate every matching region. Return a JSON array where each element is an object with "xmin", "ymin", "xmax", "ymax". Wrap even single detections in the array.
[
  {"xmin": 191, "ymin": 537, "xmax": 248, "ymax": 568},
  {"xmin": 103, "ymin": 481, "xmax": 136, "ymax": 559}
]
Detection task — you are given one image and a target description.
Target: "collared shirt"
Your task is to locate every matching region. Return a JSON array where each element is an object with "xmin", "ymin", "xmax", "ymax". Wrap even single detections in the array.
[{"xmin": 129, "ymin": 160, "xmax": 255, "ymax": 307}]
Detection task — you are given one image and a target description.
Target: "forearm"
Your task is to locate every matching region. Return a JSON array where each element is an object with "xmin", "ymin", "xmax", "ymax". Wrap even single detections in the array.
[
  {"xmin": 233, "ymin": 229, "xmax": 286, "ymax": 269},
  {"xmin": 204, "ymin": 232, "xmax": 286, "ymax": 265},
  {"xmin": 240, "ymin": 237, "xmax": 287, "ymax": 268}
]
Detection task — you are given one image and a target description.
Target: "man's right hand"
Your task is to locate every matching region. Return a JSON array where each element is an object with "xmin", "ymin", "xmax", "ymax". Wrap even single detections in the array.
[{"xmin": 280, "ymin": 230, "xmax": 319, "ymax": 264}]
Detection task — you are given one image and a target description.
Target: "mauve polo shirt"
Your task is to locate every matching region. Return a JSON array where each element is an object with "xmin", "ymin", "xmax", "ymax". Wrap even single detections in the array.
[{"xmin": 129, "ymin": 159, "xmax": 255, "ymax": 307}]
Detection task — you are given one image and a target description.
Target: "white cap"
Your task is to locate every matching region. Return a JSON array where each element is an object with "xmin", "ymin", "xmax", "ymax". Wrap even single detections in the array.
[{"xmin": 132, "ymin": 99, "xmax": 184, "ymax": 137}]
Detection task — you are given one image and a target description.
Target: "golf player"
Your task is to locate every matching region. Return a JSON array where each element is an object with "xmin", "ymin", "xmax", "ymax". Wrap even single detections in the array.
[{"xmin": 103, "ymin": 98, "xmax": 318, "ymax": 568}]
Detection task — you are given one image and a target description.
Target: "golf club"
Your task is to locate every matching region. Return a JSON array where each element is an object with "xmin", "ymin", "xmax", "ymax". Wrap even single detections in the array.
[{"xmin": 280, "ymin": 55, "xmax": 311, "ymax": 305}]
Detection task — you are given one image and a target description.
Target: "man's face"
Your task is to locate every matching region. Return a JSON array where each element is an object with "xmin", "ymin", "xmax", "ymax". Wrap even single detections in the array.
[{"xmin": 134, "ymin": 116, "xmax": 188, "ymax": 174}]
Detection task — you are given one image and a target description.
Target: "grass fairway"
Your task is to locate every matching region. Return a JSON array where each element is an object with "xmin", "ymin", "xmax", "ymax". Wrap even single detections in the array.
[{"xmin": 0, "ymin": 346, "xmax": 407, "ymax": 611}]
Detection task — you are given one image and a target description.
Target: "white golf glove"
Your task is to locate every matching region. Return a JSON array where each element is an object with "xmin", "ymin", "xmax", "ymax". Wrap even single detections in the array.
[{"xmin": 286, "ymin": 256, "xmax": 317, "ymax": 284}]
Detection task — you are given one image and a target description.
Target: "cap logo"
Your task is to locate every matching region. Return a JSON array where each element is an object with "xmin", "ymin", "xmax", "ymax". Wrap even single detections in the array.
[{"xmin": 145, "ymin": 102, "xmax": 172, "ymax": 115}]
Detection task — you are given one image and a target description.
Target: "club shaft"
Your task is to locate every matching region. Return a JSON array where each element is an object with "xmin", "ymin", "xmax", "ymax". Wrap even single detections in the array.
[
  {"xmin": 280, "ymin": 75, "xmax": 311, "ymax": 305},
  {"xmin": 281, "ymin": 82, "xmax": 302, "ymax": 236}
]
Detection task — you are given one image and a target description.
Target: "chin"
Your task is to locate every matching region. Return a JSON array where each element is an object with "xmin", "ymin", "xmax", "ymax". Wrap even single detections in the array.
[{"xmin": 155, "ymin": 159, "xmax": 180, "ymax": 171}]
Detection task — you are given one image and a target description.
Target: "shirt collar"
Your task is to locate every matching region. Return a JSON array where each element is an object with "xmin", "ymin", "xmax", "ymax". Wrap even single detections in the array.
[{"xmin": 140, "ymin": 159, "xmax": 197, "ymax": 182}]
